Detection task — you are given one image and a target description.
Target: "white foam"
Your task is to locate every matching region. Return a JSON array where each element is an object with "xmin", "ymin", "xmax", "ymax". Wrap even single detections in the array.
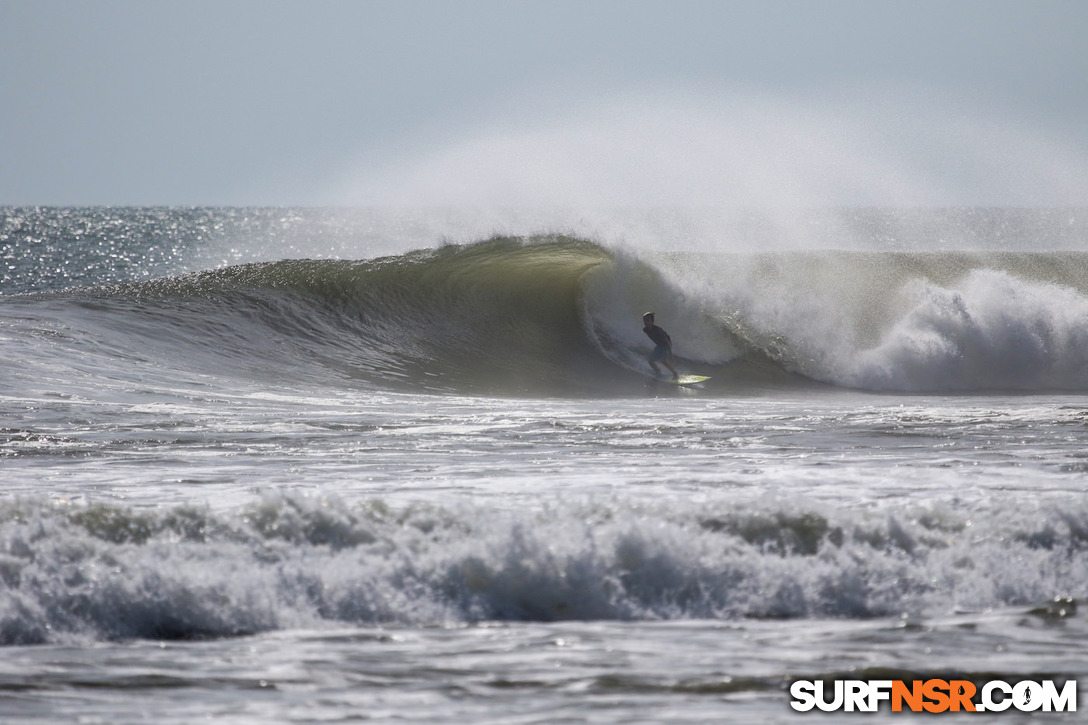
[
  {"xmin": 843, "ymin": 271, "xmax": 1088, "ymax": 391},
  {"xmin": 1, "ymin": 493, "xmax": 1085, "ymax": 644},
  {"xmin": 622, "ymin": 250, "xmax": 1088, "ymax": 391}
]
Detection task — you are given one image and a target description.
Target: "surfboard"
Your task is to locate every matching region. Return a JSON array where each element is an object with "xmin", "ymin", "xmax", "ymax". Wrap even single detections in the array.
[{"xmin": 666, "ymin": 375, "xmax": 710, "ymax": 386}]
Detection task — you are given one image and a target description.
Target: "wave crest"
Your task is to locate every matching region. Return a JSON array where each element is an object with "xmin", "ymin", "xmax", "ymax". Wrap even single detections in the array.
[{"xmin": 9, "ymin": 238, "xmax": 1088, "ymax": 394}]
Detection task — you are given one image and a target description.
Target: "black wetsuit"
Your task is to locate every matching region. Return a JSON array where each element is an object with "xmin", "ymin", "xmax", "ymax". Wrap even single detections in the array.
[{"xmin": 643, "ymin": 324, "xmax": 672, "ymax": 358}]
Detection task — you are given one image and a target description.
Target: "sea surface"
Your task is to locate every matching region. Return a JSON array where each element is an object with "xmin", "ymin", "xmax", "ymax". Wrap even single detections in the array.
[{"xmin": 2, "ymin": 207, "xmax": 1087, "ymax": 723}]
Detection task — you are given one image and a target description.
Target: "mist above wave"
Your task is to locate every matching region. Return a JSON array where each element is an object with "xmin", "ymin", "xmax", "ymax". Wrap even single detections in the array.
[{"xmin": 327, "ymin": 88, "xmax": 1088, "ymax": 214}]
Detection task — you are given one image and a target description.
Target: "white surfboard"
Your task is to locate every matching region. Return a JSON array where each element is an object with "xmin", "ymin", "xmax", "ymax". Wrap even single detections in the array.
[{"xmin": 666, "ymin": 375, "xmax": 710, "ymax": 385}]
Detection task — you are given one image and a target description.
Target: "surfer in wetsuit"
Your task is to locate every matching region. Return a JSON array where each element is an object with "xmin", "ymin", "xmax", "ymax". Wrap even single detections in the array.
[{"xmin": 642, "ymin": 312, "xmax": 679, "ymax": 380}]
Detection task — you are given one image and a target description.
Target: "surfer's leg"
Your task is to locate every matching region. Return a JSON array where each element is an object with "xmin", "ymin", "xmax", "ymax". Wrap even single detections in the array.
[
  {"xmin": 664, "ymin": 357, "xmax": 679, "ymax": 380},
  {"xmin": 651, "ymin": 344, "xmax": 679, "ymax": 379},
  {"xmin": 649, "ymin": 344, "xmax": 675, "ymax": 379}
]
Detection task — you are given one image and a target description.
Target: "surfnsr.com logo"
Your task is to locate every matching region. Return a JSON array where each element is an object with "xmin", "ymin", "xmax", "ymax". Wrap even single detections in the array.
[{"xmin": 790, "ymin": 679, "xmax": 1077, "ymax": 713}]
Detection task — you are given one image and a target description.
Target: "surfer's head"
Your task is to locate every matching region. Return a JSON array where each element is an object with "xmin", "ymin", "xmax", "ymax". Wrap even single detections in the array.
[{"xmin": 642, "ymin": 312, "xmax": 655, "ymax": 326}]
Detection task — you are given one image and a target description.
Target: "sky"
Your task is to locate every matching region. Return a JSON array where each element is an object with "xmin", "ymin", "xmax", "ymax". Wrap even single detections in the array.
[{"xmin": 1, "ymin": 0, "xmax": 1087, "ymax": 207}]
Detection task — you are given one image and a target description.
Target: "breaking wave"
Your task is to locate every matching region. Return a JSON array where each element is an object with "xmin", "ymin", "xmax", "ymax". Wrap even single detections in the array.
[
  {"xmin": 6, "ymin": 236, "xmax": 1088, "ymax": 395},
  {"xmin": 0, "ymin": 493, "xmax": 1083, "ymax": 644}
]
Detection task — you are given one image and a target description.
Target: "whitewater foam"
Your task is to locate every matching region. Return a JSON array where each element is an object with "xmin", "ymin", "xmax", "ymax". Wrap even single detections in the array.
[
  {"xmin": 845, "ymin": 271, "xmax": 1088, "ymax": 391},
  {"xmin": 1, "ymin": 492, "xmax": 1085, "ymax": 645},
  {"xmin": 643, "ymin": 248, "xmax": 1088, "ymax": 392}
]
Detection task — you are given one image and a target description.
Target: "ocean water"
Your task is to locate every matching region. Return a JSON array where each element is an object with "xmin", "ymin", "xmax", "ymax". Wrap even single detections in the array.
[{"xmin": 1, "ymin": 207, "xmax": 1087, "ymax": 723}]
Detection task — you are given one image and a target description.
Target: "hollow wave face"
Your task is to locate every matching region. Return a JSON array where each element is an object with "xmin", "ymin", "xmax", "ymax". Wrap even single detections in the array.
[
  {"xmin": 7, "ymin": 237, "xmax": 1088, "ymax": 396},
  {"xmin": 10, "ymin": 237, "xmax": 624, "ymax": 396}
]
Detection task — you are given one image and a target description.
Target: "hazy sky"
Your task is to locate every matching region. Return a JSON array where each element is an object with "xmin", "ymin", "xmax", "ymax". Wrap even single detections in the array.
[{"xmin": 2, "ymin": 0, "xmax": 1086, "ymax": 206}]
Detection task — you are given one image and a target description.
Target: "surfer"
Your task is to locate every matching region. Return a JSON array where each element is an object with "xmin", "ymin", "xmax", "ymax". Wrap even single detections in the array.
[{"xmin": 642, "ymin": 312, "xmax": 679, "ymax": 380}]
